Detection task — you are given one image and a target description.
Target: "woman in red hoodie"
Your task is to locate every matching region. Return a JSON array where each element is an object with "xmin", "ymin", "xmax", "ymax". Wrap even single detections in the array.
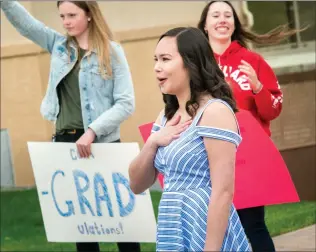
[{"xmin": 197, "ymin": 1, "xmax": 299, "ymax": 251}]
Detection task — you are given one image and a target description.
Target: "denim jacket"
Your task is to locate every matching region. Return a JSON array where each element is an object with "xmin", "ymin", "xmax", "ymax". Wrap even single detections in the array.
[{"xmin": 1, "ymin": 1, "xmax": 135, "ymax": 143}]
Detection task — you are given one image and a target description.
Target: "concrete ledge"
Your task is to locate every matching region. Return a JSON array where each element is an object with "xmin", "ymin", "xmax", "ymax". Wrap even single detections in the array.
[
  {"xmin": 261, "ymin": 41, "xmax": 316, "ymax": 76},
  {"xmin": 265, "ymin": 51, "xmax": 315, "ymax": 76}
]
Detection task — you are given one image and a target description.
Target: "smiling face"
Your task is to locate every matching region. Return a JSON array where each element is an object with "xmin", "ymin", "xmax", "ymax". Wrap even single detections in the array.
[
  {"xmin": 154, "ymin": 37, "xmax": 190, "ymax": 96},
  {"xmin": 204, "ymin": 1, "xmax": 235, "ymax": 44},
  {"xmin": 58, "ymin": 1, "xmax": 90, "ymax": 38}
]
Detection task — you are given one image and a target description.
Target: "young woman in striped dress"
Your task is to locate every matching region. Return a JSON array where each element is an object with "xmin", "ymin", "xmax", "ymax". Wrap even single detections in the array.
[{"xmin": 129, "ymin": 27, "xmax": 251, "ymax": 251}]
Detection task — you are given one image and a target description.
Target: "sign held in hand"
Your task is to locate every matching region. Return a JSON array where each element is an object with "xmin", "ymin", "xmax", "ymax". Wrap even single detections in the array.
[{"xmin": 28, "ymin": 142, "xmax": 156, "ymax": 243}]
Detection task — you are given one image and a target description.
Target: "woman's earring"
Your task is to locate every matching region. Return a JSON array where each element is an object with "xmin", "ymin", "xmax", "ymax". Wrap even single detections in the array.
[{"xmin": 88, "ymin": 18, "xmax": 91, "ymax": 22}]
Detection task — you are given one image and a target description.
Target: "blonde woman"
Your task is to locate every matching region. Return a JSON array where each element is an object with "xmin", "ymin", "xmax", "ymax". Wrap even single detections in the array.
[{"xmin": 1, "ymin": 1, "xmax": 139, "ymax": 252}]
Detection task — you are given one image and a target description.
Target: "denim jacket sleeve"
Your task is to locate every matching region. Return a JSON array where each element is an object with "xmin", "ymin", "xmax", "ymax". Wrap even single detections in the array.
[
  {"xmin": 1, "ymin": 1, "xmax": 62, "ymax": 53},
  {"xmin": 88, "ymin": 42, "xmax": 136, "ymax": 138}
]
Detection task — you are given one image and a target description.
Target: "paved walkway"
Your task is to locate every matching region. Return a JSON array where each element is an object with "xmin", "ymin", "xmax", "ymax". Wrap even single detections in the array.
[{"xmin": 273, "ymin": 224, "xmax": 315, "ymax": 251}]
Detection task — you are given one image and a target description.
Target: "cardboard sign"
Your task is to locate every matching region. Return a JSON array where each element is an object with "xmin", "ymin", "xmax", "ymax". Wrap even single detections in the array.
[
  {"xmin": 27, "ymin": 142, "xmax": 157, "ymax": 242},
  {"xmin": 138, "ymin": 110, "xmax": 299, "ymax": 209}
]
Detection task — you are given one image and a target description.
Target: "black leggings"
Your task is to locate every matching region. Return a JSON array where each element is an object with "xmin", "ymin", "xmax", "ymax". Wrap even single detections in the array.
[
  {"xmin": 237, "ymin": 206, "xmax": 275, "ymax": 252},
  {"xmin": 54, "ymin": 132, "xmax": 141, "ymax": 252}
]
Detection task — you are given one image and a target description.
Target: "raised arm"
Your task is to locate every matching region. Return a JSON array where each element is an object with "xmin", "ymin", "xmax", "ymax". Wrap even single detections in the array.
[{"xmin": 1, "ymin": 1, "xmax": 62, "ymax": 53}]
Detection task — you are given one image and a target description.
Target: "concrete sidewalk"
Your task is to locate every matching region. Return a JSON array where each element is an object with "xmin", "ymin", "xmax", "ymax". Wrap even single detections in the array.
[{"xmin": 273, "ymin": 224, "xmax": 316, "ymax": 251}]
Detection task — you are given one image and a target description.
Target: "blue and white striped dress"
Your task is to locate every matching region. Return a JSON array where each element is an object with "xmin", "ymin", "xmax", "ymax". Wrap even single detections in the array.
[{"xmin": 152, "ymin": 99, "xmax": 251, "ymax": 251}]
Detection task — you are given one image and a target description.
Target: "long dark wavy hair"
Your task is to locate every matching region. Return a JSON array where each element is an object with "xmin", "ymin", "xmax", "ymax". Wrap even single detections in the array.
[
  {"xmin": 158, "ymin": 27, "xmax": 237, "ymax": 120},
  {"xmin": 197, "ymin": 1, "xmax": 306, "ymax": 48}
]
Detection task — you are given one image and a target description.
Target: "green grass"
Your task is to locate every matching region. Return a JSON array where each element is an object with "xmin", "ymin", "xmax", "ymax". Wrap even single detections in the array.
[{"xmin": 1, "ymin": 189, "xmax": 315, "ymax": 251}]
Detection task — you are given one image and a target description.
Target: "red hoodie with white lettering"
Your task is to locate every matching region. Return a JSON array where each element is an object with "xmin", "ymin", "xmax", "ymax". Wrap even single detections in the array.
[{"xmin": 214, "ymin": 41, "xmax": 283, "ymax": 136}]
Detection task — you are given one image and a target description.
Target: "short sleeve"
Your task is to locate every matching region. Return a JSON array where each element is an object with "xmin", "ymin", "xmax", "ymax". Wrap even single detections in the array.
[{"xmin": 196, "ymin": 126, "xmax": 242, "ymax": 147}]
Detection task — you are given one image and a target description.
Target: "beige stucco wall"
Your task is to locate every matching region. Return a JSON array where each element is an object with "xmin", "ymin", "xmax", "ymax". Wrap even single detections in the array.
[
  {"xmin": 1, "ymin": 1, "xmax": 207, "ymax": 45},
  {"xmin": 1, "ymin": 1, "xmax": 249, "ymax": 45},
  {"xmin": 1, "ymin": 1, "xmax": 281, "ymax": 187},
  {"xmin": 0, "ymin": 1, "xmax": 208, "ymax": 187}
]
